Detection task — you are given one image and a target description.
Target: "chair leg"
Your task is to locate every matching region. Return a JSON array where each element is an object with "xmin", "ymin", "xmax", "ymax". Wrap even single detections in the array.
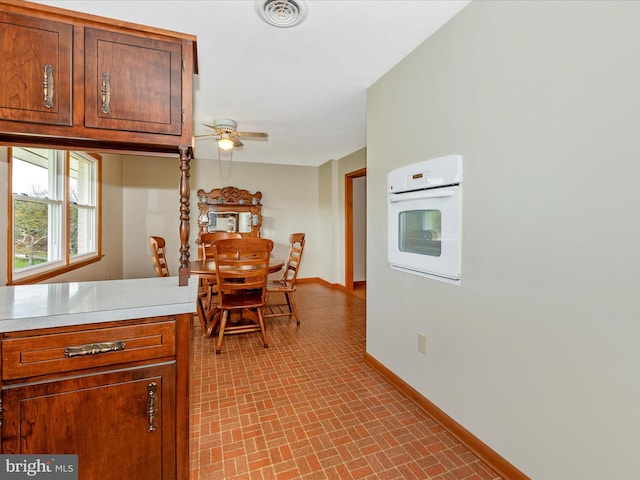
[
  {"xmin": 284, "ymin": 293, "xmax": 293, "ymax": 315},
  {"xmin": 196, "ymin": 293, "xmax": 208, "ymax": 335},
  {"xmin": 216, "ymin": 310, "xmax": 229, "ymax": 354},
  {"xmin": 265, "ymin": 292, "xmax": 272, "ymax": 314},
  {"xmin": 205, "ymin": 309, "xmax": 221, "ymax": 338},
  {"xmin": 287, "ymin": 292, "xmax": 301, "ymax": 326},
  {"xmin": 257, "ymin": 309, "xmax": 269, "ymax": 349}
]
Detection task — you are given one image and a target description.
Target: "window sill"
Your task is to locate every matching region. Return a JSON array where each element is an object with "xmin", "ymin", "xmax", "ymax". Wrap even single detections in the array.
[{"xmin": 8, "ymin": 255, "xmax": 104, "ymax": 286}]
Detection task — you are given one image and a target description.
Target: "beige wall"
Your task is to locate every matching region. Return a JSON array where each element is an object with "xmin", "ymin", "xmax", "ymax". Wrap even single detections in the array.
[
  {"xmin": 2, "ymin": 145, "xmax": 358, "ymax": 286},
  {"xmin": 122, "ymin": 154, "xmax": 323, "ymax": 281},
  {"xmin": 317, "ymin": 159, "xmax": 338, "ymax": 283},
  {"xmin": 315, "ymin": 148, "xmax": 367, "ymax": 286},
  {"xmin": 121, "ymin": 154, "xmax": 185, "ymax": 279},
  {"xmin": 366, "ymin": 1, "xmax": 640, "ymax": 478},
  {"xmin": 352, "ymin": 175, "xmax": 366, "ymax": 282},
  {"xmin": 335, "ymin": 148, "xmax": 366, "ymax": 286}
]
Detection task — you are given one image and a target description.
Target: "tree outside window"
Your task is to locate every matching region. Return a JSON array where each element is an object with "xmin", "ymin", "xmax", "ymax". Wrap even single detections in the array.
[{"xmin": 9, "ymin": 147, "xmax": 101, "ymax": 284}]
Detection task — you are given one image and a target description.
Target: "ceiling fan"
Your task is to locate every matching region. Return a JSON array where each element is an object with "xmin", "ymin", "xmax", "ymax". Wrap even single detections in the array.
[{"xmin": 196, "ymin": 118, "xmax": 268, "ymax": 150}]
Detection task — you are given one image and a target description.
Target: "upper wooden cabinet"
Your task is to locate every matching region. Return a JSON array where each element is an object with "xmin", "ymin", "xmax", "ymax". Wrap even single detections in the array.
[
  {"xmin": 84, "ymin": 28, "xmax": 183, "ymax": 136},
  {"xmin": 0, "ymin": 0, "xmax": 197, "ymax": 153},
  {"xmin": 0, "ymin": 11, "xmax": 73, "ymax": 126}
]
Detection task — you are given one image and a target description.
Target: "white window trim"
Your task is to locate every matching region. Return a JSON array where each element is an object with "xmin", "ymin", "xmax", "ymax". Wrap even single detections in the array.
[{"xmin": 8, "ymin": 147, "xmax": 102, "ymax": 285}]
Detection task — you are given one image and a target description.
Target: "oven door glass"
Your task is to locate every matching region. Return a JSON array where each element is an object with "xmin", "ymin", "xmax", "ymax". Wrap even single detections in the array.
[{"xmin": 399, "ymin": 209, "xmax": 442, "ymax": 257}]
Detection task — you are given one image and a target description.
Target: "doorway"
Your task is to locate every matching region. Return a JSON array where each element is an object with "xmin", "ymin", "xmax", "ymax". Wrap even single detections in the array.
[{"xmin": 345, "ymin": 167, "xmax": 366, "ymax": 292}]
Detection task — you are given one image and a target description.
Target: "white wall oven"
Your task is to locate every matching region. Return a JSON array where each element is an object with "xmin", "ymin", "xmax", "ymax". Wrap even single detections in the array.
[{"xmin": 387, "ymin": 155, "xmax": 463, "ymax": 284}]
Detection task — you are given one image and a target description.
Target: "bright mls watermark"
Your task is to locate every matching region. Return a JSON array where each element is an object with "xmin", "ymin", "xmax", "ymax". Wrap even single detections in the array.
[{"xmin": 0, "ymin": 455, "xmax": 77, "ymax": 479}]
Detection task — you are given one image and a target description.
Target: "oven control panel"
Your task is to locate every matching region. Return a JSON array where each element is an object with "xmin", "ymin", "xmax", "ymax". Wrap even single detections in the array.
[
  {"xmin": 388, "ymin": 154, "xmax": 462, "ymax": 194},
  {"xmin": 403, "ymin": 171, "xmax": 431, "ymax": 190}
]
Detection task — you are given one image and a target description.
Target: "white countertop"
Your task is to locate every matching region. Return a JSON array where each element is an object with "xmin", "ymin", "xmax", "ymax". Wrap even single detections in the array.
[{"xmin": 0, "ymin": 276, "xmax": 198, "ymax": 333}]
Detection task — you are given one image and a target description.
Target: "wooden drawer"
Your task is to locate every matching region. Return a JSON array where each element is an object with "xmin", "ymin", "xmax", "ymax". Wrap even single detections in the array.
[{"xmin": 2, "ymin": 320, "xmax": 176, "ymax": 380}]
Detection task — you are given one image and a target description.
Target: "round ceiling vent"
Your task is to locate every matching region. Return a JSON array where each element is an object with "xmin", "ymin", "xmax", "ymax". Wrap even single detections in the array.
[{"xmin": 255, "ymin": 0, "xmax": 308, "ymax": 28}]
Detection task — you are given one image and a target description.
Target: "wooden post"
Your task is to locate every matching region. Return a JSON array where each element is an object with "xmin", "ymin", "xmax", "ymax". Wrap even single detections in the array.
[{"xmin": 178, "ymin": 146, "xmax": 192, "ymax": 286}]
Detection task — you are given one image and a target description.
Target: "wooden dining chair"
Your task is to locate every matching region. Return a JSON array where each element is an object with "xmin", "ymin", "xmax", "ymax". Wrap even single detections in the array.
[
  {"xmin": 148, "ymin": 236, "xmax": 170, "ymax": 277},
  {"xmin": 194, "ymin": 232, "xmax": 244, "ymax": 337},
  {"xmin": 195, "ymin": 271, "xmax": 220, "ymax": 337},
  {"xmin": 199, "ymin": 231, "xmax": 242, "ymax": 260},
  {"xmin": 265, "ymin": 233, "xmax": 306, "ymax": 325},
  {"xmin": 212, "ymin": 237, "xmax": 274, "ymax": 354}
]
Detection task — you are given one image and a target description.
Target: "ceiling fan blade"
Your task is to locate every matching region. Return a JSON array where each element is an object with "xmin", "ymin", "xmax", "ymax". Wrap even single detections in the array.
[
  {"xmin": 203, "ymin": 124, "xmax": 225, "ymax": 134},
  {"xmin": 194, "ymin": 133, "xmax": 220, "ymax": 138},
  {"xmin": 231, "ymin": 136, "xmax": 244, "ymax": 147},
  {"xmin": 236, "ymin": 131, "xmax": 268, "ymax": 138}
]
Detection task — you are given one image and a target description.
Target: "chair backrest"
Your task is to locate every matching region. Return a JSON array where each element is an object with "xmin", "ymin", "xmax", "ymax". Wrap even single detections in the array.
[
  {"xmin": 149, "ymin": 236, "xmax": 170, "ymax": 277},
  {"xmin": 200, "ymin": 231, "xmax": 242, "ymax": 259},
  {"xmin": 279, "ymin": 233, "xmax": 306, "ymax": 286},
  {"xmin": 213, "ymin": 238, "xmax": 274, "ymax": 308}
]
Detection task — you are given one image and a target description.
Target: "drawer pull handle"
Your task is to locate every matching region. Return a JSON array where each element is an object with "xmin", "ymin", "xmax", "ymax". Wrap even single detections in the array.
[
  {"xmin": 64, "ymin": 340, "xmax": 126, "ymax": 358},
  {"xmin": 43, "ymin": 64, "xmax": 54, "ymax": 109},
  {"xmin": 101, "ymin": 72, "xmax": 111, "ymax": 114},
  {"xmin": 147, "ymin": 382, "xmax": 158, "ymax": 432}
]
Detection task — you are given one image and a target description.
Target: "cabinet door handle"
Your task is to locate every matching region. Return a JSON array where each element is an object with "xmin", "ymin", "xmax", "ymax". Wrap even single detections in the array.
[
  {"xmin": 101, "ymin": 72, "xmax": 111, "ymax": 114},
  {"xmin": 43, "ymin": 64, "xmax": 54, "ymax": 109},
  {"xmin": 64, "ymin": 340, "xmax": 125, "ymax": 358},
  {"xmin": 147, "ymin": 382, "xmax": 158, "ymax": 432}
]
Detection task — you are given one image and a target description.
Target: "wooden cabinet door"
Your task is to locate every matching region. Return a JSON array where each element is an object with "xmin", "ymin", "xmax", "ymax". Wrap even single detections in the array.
[
  {"xmin": 0, "ymin": 12, "xmax": 72, "ymax": 126},
  {"xmin": 84, "ymin": 28, "xmax": 183, "ymax": 136},
  {"xmin": 1, "ymin": 363, "xmax": 176, "ymax": 480}
]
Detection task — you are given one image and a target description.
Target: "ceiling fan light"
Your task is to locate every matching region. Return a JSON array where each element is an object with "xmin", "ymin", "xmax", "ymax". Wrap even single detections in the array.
[{"xmin": 218, "ymin": 137, "xmax": 235, "ymax": 150}]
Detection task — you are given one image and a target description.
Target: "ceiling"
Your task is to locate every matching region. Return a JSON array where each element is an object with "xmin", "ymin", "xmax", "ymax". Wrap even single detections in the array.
[{"xmin": 37, "ymin": 0, "xmax": 470, "ymax": 167}]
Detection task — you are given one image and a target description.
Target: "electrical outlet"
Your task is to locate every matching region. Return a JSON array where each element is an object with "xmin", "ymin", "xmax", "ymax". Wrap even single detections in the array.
[{"xmin": 417, "ymin": 332, "xmax": 427, "ymax": 354}]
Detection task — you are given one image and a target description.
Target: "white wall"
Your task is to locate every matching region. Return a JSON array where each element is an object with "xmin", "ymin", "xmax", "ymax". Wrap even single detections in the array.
[{"xmin": 366, "ymin": 1, "xmax": 640, "ymax": 478}]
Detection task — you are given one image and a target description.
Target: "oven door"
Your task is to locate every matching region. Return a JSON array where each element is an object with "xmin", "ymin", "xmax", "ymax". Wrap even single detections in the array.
[{"xmin": 388, "ymin": 185, "xmax": 462, "ymax": 283}]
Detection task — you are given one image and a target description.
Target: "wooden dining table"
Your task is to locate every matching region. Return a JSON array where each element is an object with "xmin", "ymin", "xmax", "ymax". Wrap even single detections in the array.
[
  {"xmin": 190, "ymin": 257, "xmax": 284, "ymax": 338},
  {"xmin": 189, "ymin": 258, "xmax": 285, "ymax": 276}
]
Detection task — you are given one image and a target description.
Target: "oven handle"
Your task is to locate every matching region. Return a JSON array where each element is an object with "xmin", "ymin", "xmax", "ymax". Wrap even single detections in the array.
[{"xmin": 389, "ymin": 187, "xmax": 457, "ymax": 203}]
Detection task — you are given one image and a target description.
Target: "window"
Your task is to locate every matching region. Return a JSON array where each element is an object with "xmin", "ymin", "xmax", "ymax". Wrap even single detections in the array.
[{"xmin": 9, "ymin": 147, "xmax": 101, "ymax": 284}]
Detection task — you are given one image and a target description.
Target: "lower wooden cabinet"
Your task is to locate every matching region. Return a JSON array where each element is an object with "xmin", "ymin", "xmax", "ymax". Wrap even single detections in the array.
[
  {"xmin": 0, "ymin": 314, "xmax": 191, "ymax": 480},
  {"xmin": 2, "ymin": 364, "xmax": 175, "ymax": 478}
]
